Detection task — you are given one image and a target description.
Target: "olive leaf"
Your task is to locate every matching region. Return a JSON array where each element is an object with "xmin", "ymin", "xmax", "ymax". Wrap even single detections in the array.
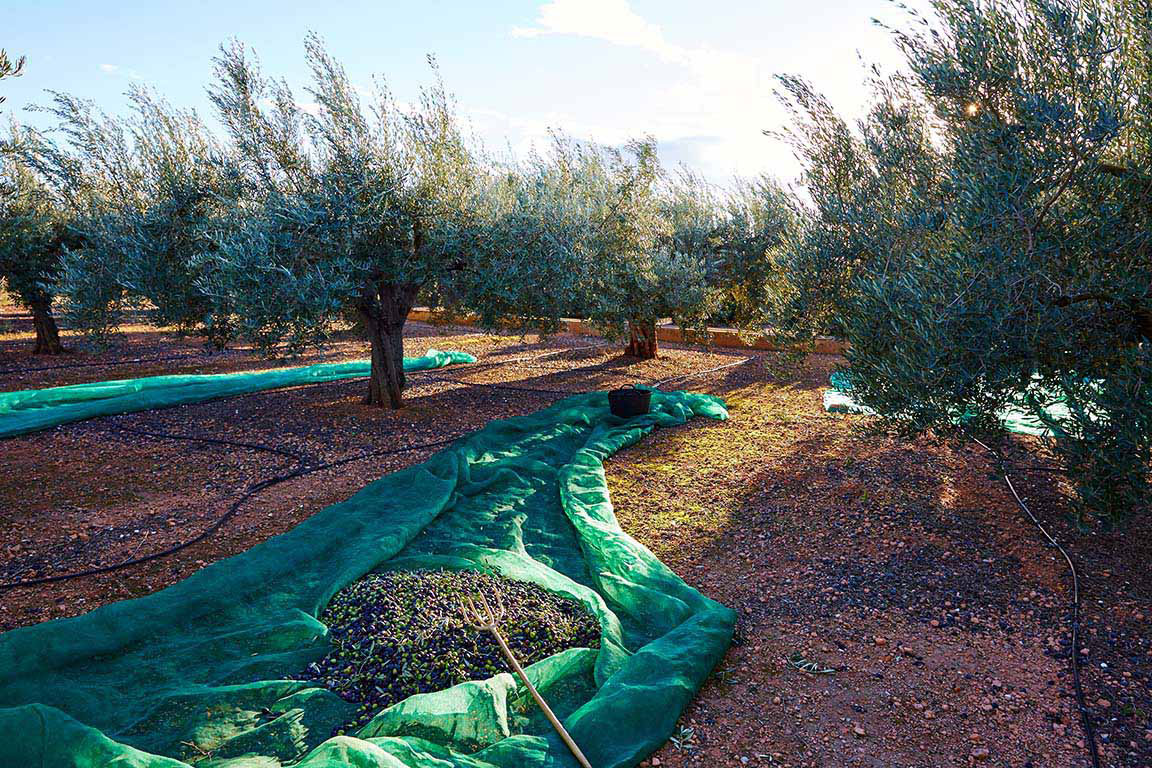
[{"xmin": 787, "ymin": 651, "xmax": 836, "ymax": 675}]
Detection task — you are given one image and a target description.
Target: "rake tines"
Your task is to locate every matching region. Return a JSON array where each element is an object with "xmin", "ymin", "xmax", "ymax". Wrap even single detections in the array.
[
  {"xmin": 459, "ymin": 586, "xmax": 593, "ymax": 768},
  {"xmin": 460, "ymin": 589, "xmax": 505, "ymax": 632}
]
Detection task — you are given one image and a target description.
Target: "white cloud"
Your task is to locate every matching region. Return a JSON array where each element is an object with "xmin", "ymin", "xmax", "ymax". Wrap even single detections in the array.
[
  {"xmin": 509, "ymin": 0, "xmax": 787, "ymax": 183},
  {"xmin": 511, "ymin": 0, "xmax": 677, "ymax": 59},
  {"xmin": 99, "ymin": 63, "xmax": 143, "ymax": 80}
]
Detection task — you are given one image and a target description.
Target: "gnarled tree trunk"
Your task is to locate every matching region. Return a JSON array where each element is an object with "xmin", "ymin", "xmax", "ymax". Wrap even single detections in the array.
[
  {"xmin": 624, "ymin": 318, "xmax": 658, "ymax": 359},
  {"xmin": 30, "ymin": 298, "xmax": 64, "ymax": 355},
  {"xmin": 358, "ymin": 281, "xmax": 419, "ymax": 409}
]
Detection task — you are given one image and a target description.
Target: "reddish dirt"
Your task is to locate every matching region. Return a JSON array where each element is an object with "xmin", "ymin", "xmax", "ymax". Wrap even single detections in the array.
[{"xmin": 1, "ymin": 309, "xmax": 1148, "ymax": 768}]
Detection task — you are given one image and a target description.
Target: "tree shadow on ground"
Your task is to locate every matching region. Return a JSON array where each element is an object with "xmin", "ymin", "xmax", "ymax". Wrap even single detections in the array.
[{"xmin": 605, "ymin": 363, "xmax": 1152, "ymax": 767}]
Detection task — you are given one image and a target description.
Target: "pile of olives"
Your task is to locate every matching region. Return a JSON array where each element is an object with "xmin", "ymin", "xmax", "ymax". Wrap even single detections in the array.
[{"xmin": 300, "ymin": 568, "xmax": 601, "ymax": 733}]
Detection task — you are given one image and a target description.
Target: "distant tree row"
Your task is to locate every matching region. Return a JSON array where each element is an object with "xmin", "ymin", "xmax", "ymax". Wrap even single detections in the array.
[{"xmin": 0, "ymin": 37, "xmax": 791, "ymax": 407}]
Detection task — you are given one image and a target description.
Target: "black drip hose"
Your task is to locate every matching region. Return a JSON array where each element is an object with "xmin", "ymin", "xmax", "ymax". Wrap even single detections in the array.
[
  {"xmin": 424, "ymin": 343, "xmax": 752, "ymax": 396},
  {"xmin": 1, "ymin": 344, "xmax": 735, "ymax": 591},
  {"xmin": 651, "ymin": 355, "xmax": 756, "ymax": 389},
  {"xmin": 0, "ymin": 334, "xmax": 611, "ymax": 378},
  {"xmin": 0, "ymin": 350, "xmax": 244, "ymax": 376},
  {"xmin": 0, "ymin": 432, "xmax": 463, "ymax": 590},
  {"xmin": 102, "ymin": 423, "xmax": 311, "ymax": 465},
  {"xmin": 424, "ymin": 374, "xmax": 575, "ymax": 396},
  {"xmin": 969, "ymin": 435, "xmax": 1102, "ymax": 768},
  {"xmin": 0, "ymin": 348, "xmax": 604, "ymax": 589}
]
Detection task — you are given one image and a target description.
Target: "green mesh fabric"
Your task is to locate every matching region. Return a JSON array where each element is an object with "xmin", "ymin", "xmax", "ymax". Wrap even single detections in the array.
[
  {"xmin": 0, "ymin": 349, "xmax": 476, "ymax": 438},
  {"xmin": 823, "ymin": 371, "xmax": 1071, "ymax": 437},
  {"xmin": 0, "ymin": 389, "xmax": 734, "ymax": 768}
]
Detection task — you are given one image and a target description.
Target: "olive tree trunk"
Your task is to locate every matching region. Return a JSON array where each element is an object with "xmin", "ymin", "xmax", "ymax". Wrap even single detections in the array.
[
  {"xmin": 30, "ymin": 298, "xmax": 64, "ymax": 355},
  {"xmin": 624, "ymin": 318, "xmax": 658, "ymax": 359},
  {"xmin": 358, "ymin": 282, "xmax": 419, "ymax": 409}
]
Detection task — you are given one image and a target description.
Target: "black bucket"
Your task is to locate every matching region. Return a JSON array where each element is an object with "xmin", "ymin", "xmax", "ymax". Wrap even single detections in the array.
[{"xmin": 608, "ymin": 385, "xmax": 652, "ymax": 418}]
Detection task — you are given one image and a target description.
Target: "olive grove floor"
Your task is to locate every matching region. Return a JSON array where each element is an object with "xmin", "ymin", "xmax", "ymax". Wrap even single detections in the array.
[{"xmin": 0, "ymin": 308, "xmax": 1148, "ymax": 768}]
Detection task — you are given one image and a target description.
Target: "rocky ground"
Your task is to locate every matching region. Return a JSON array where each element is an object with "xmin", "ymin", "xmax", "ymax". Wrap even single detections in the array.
[{"xmin": 1, "ymin": 308, "xmax": 1148, "ymax": 767}]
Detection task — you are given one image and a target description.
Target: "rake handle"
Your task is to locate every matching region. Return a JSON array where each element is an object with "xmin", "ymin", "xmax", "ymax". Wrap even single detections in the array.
[{"xmin": 487, "ymin": 626, "xmax": 593, "ymax": 768}]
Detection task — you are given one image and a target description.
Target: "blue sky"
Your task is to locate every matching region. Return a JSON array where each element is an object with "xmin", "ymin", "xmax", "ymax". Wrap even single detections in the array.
[{"xmin": 1, "ymin": 0, "xmax": 930, "ymax": 183}]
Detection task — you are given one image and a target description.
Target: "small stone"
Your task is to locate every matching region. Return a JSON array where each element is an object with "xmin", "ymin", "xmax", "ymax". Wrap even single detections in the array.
[
  {"xmin": 853, "ymin": 725, "xmax": 867, "ymax": 738},
  {"xmin": 971, "ymin": 747, "xmax": 990, "ymax": 761},
  {"xmin": 1096, "ymin": 698, "xmax": 1111, "ymax": 708}
]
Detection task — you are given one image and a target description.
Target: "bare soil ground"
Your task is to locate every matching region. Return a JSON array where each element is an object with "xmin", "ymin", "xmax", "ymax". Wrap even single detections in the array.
[{"xmin": 1, "ymin": 308, "xmax": 1148, "ymax": 768}]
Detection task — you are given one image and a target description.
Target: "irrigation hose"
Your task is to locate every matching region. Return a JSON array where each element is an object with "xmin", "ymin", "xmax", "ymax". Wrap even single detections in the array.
[
  {"xmin": 0, "ymin": 433, "xmax": 464, "ymax": 590},
  {"xmin": 968, "ymin": 435, "xmax": 1102, "ymax": 768},
  {"xmin": 101, "ymin": 423, "xmax": 312, "ymax": 465},
  {"xmin": 429, "ymin": 347, "xmax": 754, "ymax": 397},
  {"xmin": 194, "ymin": 343, "xmax": 616, "ymax": 401},
  {"xmin": 2, "ymin": 345, "xmax": 727, "ymax": 590},
  {"xmin": 0, "ymin": 351, "xmax": 603, "ymax": 589},
  {"xmin": 0, "ymin": 321, "xmax": 616, "ymax": 378},
  {"xmin": 651, "ymin": 354, "xmax": 757, "ymax": 389},
  {"xmin": 0, "ymin": 350, "xmax": 244, "ymax": 376},
  {"xmin": 424, "ymin": 375, "xmax": 576, "ymax": 396}
]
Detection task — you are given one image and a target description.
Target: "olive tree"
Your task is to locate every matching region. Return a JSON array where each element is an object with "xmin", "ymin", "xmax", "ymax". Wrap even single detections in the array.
[
  {"xmin": 12, "ymin": 91, "xmax": 150, "ymax": 343},
  {"xmin": 710, "ymin": 175, "xmax": 798, "ymax": 332},
  {"xmin": 205, "ymin": 37, "xmax": 567, "ymax": 407},
  {"xmin": 779, "ymin": 0, "xmax": 1152, "ymax": 524},
  {"xmin": 0, "ymin": 125, "xmax": 72, "ymax": 353},
  {"xmin": 455, "ymin": 146, "xmax": 594, "ymax": 333},
  {"xmin": 119, "ymin": 89, "xmax": 241, "ymax": 347},
  {"xmin": 3, "ymin": 90, "xmax": 146, "ymax": 350},
  {"xmin": 27, "ymin": 87, "xmax": 242, "ymax": 347},
  {"xmin": 772, "ymin": 72, "xmax": 946, "ymax": 339},
  {"xmin": 573, "ymin": 138, "xmax": 709, "ymax": 359},
  {"xmin": 576, "ymin": 139, "xmax": 794, "ymax": 358}
]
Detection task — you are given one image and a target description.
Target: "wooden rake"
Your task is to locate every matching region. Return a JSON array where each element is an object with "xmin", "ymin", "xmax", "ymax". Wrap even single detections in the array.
[{"xmin": 460, "ymin": 589, "xmax": 593, "ymax": 768}]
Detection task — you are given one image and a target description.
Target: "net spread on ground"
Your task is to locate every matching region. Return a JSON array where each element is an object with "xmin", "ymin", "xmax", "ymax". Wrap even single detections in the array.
[{"xmin": 0, "ymin": 389, "xmax": 734, "ymax": 768}]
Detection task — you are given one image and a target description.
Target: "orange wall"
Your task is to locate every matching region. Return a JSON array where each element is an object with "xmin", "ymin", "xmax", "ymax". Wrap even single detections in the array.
[{"xmin": 408, "ymin": 308, "xmax": 847, "ymax": 355}]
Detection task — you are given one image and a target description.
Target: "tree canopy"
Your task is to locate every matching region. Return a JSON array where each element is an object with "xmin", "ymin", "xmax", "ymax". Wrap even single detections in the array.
[
  {"xmin": 0, "ymin": 49, "xmax": 24, "ymax": 105},
  {"xmin": 202, "ymin": 38, "xmax": 538, "ymax": 405},
  {"xmin": 0, "ymin": 124, "xmax": 70, "ymax": 353},
  {"xmin": 777, "ymin": 0, "xmax": 1152, "ymax": 524}
]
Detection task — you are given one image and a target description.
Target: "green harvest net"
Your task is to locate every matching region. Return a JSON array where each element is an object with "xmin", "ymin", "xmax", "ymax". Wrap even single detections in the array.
[
  {"xmin": 0, "ymin": 389, "xmax": 734, "ymax": 768},
  {"xmin": 0, "ymin": 349, "xmax": 476, "ymax": 439},
  {"xmin": 823, "ymin": 370, "xmax": 1072, "ymax": 437}
]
